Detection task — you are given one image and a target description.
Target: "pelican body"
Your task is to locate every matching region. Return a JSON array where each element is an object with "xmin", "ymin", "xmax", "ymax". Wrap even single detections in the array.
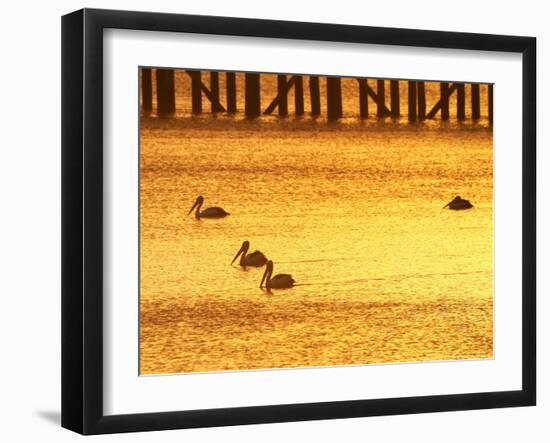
[
  {"xmin": 188, "ymin": 196, "xmax": 229, "ymax": 219},
  {"xmin": 443, "ymin": 196, "xmax": 473, "ymax": 210},
  {"xmin": 231, "ymin": 241, "xmax": 268, "ymax": 268},
  {"xmin": 260, "ymin": 260, "xmax": 295, "ymax": 290}
]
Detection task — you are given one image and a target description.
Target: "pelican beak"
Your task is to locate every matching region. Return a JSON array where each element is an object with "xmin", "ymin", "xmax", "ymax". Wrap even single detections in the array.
[
  {"xmin": 187, "ymin": 199, "xmax": 199, "ymax": 216},
  {"xmin": 442, "ymin": 202, "xmax": 450, "ymax": 209},
  {"xmin": 231, "ymin": 245, "xmax": 244, "ymax": 265}
]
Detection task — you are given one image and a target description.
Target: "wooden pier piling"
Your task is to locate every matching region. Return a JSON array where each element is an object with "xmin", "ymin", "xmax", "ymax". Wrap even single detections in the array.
[
  {"xmin": 245, "ymin": 73, "xmax": 261, "ymax": 118},
  {"xmin": 210, "ymin": 72, "xmax": 220, "ymax": 113},
  {"xmin": 188, "ymin": 70, "xmax": 202, "ymax": 114},
  {"xmin": 142, "ymin": 70, "xmax": 492, "ymax": 125},
  {"xmin": 417, "ymin": 82, "xmax": 426, "ymax": 120},
  {"xmin": 377, "ymin": 80, "xmax": 386, "ymax": 118},
  {"xmin": 456, "ymin": 83, "xmax": 466, "ymax": 121},
  {"xmin": 358, "ymin": 79, "xmax": 368, "ymax": 118},
  {"xmin": 141, "ymin": 68, "xmax": 152, "ymax": 113},
  {"xmin": 390, "ymin": 80, "xmax": 400, "ymax": 117},
  {"xmin": 471, "ymin": 84, "xmax": 480, "ymax": 120},
  {"xmin": 425, "ymin": 83, "xmax": 457, "ymax": 120},
  {"xmin": 440, "ymin": 82, "xmax": 450, "ymax": 121},
  {"xmin": 186, "ymin": 70, "xmax": 226, "ymax": 114},
  {"xmin": 226, "ymin": 72, "xmax": 237, "ymax": 113},
  {"xmin": 408, "ymin": 81, "xmax": 417, "ymax": 122},
  {"xmin": 358, "ymin": 78, "xmax": 391, "ymax": 118},
  {"xmin": 294, "ymin": 76, "xmax": 304, "ymax": 115},
  {"xmin": 309, "ymin": 77, "xmax": 321, "ymax": 116},
  {"xmin": 326, "ymin": 77, "xmax": 343, "ymax": 121},
  {"xmin": 156, "ymin": 68, "xmax": 175, "ymax": 116},
  {"xmin": 264, "ymin": 76, "xmax": 303, "ymax": 116},
  {"xmin": 277, "ymin": 75, "xmax": 288, "ymax": 116}
]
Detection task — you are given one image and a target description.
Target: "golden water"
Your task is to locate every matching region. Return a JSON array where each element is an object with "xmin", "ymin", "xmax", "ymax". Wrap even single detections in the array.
[{"xmin": 139, "ymin": 72, "xmax": 493, "ymax": 375}]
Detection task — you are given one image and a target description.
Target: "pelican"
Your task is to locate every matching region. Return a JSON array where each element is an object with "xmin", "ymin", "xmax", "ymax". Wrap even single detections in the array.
[
  {"xmin": 231, "ymin": 241, "xmax": 268, "ymax": 268},
  {"xmin": 187, "ymin": 196, "xmax": 230, "ymax": 219},
  {"xmin": 260, "ymin": 260, "xmax": 295, "ymax": 290},
  {"xmin": 443, "ymin": 196, "xmax": 473, "ymax": 210}
]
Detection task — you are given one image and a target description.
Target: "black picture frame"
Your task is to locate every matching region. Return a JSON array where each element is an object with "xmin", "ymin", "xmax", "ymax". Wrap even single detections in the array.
[{"xmin": 62, "ymin": 8, "xmax": 536, "ymax": 435}]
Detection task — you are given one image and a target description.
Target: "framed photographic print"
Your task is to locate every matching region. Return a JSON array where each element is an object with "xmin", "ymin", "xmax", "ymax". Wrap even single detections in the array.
[{"xmin": 61, "ymin": 8, "xmax": 536, "ymax": 435}]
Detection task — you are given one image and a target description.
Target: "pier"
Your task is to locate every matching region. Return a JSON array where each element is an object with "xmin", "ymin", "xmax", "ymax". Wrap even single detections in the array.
[{"xmin": 141, "ymin": 68, "xmax": 493, "ymax": 124}]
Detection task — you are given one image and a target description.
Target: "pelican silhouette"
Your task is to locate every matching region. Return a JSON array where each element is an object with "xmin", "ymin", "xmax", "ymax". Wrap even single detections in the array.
[
  {"xmin": 443, "ymin": 196, "xmax": 473, "ymax": 210},
  {"xmin": 187, "ymin": 196, "xmax": 230, "ymax": 219},
  {"xmin": 231, "ymin": 241, "xmax": 268, "ymax": 268},
  {"xmin": 260, "ymin": 260, "xmax": 295, "ymax": 290}
]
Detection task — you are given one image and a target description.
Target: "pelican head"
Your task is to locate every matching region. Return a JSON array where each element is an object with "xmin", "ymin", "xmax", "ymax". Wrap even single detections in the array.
[
  {"xmin": 188, "ymin": 195, "xmax": 204, "ymax": 216},
  {"xmin": 443, "ymin": 195, "xmax": 460, "ymax": 209},
  {"xmin": 260, "ymin": 260, "xmax": 274, "ymax": 289},
  {"xmin": 231, "ymin": 241, "xmax": 250, "ymax": 265}
]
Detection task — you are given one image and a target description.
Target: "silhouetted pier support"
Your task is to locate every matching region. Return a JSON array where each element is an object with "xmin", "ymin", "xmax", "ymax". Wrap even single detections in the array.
[
  {"xmin": 456, "ymin": 83, "xmax": 466, "ymax": 121},
  {"xmin": 210, "ymin": 72, "xmax": 220, "ymax": 113},
  {"xmin": 141, "ymin": 68, "xmax": 152, "ymax": 113},
  {"xmin": 265, "ymin": 76, "xmax": 305, "ymax": 117},
  {"xmin": 357, "ymin": 78, "xmax": 391, "ymax": 119},
  {"xmin": 440, "ymin": 82, "xmax": 450, "ymax": 121},
  {"xmin": 426, "ymin": 83, "xmax": 457, "ymax": 120},
  {"xmin": 358, "ymin": 79, "xmax": 368, "ymax": 118},
  {"xmin": 309, "ymin": 77, "xmax": 321, "ymax": 116},
  {"xmin": 277, "ymin": 75, "xmax": 288, "ymax": 116},
  {"xmin": 144, "ymin": 70, "xmax": 493, "ymax": 124},
  {"xmin": 408, "ymin": 81, "xmax": 417, "ymax": 122},
  {"xmin": 488, "ymin": 84, "xmax": 494, "ymax": 124},
  {"xmin": 471, "ymin": 84, "xmax": 480, "ymax": 120},
  {"xmin": 188, "ymin": 70, "xmax": 202, "ymax": 114},
  {"xmin": 186, "ymin": 70, "xmax": 226, "ymax": 115},
  {"xmin": 245, "ymin": 73, "xmax": 261, "ymax": 118},
  {"xmin": 226, "ymin": 72, "xmax": 237, "ymax": 113},
  {"xmin": 417, "ymin": 82, "xmax": 426, "ymax": 120},
  {"xmin": 267, "ymin": 75, "xmax": 304, "ymax": 116},
  {"xmin": 326, "ymin": 77, "xmax": 342, "ymax": 121},
  {"xmin": 156, "ymin": 69, "xmax": 175, "ymax": 116},
  {"xmin": 375, "ymin": 80, "xmax": 391, "ymax": 117},
  {"xmin": 294, "ymin": 77, "xmax": 304, "ymax": 116},
  {"xmin": 390, "ymin": 80, "xmax": 400, "ymax": 117},
  {"xmin": 377, "ymin": 80, "xmax": 385, "ymax": 118}
]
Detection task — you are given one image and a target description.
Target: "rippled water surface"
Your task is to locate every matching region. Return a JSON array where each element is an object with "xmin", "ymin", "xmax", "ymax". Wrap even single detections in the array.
[{"xmin": 139, "ymin": 73, "xmax": 493, "ymax": 375}]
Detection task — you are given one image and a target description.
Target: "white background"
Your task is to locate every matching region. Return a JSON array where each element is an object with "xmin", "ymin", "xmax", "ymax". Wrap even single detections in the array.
[{"xmin": 0, "ymin": 0, "xmax": 546, "ymax": 441}]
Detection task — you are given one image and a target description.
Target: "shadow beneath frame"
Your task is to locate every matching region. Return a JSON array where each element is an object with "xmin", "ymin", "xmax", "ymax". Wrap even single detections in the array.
[{"xmin": 36, "ymin": 410, "xmax": 61, "ymax": 426}]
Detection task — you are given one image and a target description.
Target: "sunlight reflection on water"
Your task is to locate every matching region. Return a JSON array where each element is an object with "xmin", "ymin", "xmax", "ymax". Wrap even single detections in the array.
[{"xmin": 139, "ymin": 115, "xmax": 493, "ymax": 374}]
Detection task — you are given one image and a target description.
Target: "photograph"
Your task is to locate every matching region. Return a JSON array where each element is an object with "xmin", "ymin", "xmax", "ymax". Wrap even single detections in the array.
[{"xmin": 139, "ymin": 68, "xmax": 494, "ymax": 375}]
